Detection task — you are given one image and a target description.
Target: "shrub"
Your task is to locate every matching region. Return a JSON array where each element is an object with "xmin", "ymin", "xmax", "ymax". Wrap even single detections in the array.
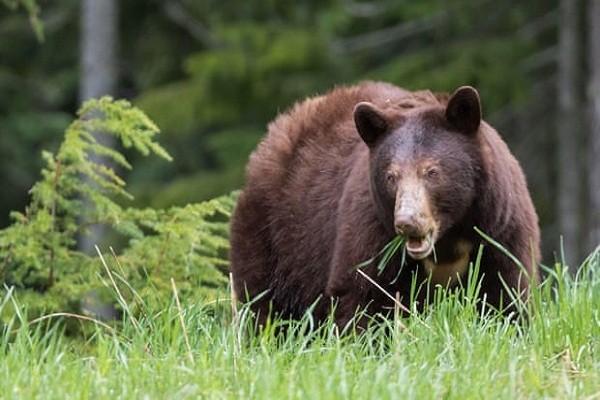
[{"xmin": 0, "ymin": 97, "xmax": 236, "ymax": 331}]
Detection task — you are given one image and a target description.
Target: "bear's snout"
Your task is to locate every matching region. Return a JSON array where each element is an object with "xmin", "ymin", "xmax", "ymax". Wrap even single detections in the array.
[
  {"xmin": 394, "ymin": 212, "xmax": 429, "ymax": 237},
  {"xmin": 394, "ymin": 188, "xmax": 433, "ymax": 238}
]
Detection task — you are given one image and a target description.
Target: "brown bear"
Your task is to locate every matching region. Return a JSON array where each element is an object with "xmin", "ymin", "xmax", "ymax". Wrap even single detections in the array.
[{"xmin": 230, "ymin": 81, "xmax": 540, "ymax": 328}]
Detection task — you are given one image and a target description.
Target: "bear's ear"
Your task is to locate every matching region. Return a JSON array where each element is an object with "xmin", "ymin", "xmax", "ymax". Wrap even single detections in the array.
[
  {"xmin": 354, "ymin": 102, "xmax": 389, "ymax": 147},
  {"xmin": 445, "ymin": 86, "xmax": 481, "ymax": 135}
]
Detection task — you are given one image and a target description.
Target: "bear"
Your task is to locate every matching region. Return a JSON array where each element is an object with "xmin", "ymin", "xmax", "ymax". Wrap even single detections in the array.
[{"xmin": 230, "ymin": 81, "xmax": 540, "ymax": 329}]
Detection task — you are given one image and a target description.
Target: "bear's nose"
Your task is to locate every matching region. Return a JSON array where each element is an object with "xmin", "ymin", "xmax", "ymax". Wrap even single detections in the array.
[{"xmin": 394, "ymin": 213, "xmax": 427, "ymax": 237}]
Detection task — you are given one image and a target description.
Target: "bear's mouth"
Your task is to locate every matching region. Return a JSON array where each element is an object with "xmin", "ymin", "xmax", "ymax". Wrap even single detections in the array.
[{"xmin": 405, "ymin": 232, "xmax": 434, "ymax": 260}]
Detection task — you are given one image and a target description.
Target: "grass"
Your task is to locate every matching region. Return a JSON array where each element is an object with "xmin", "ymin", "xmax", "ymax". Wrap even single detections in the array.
[{"xmin": 1, "ymin": 247, "xmax": 599, "ymax": 399}]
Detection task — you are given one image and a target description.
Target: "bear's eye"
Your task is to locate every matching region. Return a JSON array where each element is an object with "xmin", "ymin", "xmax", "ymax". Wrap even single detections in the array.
[
  {"xmin": 386, "ymin": 172, "xmax": 396, "ymax": 186},
  {"xmin": 426, "ymin": 167, "xmax": 439, "ymax": 180}
]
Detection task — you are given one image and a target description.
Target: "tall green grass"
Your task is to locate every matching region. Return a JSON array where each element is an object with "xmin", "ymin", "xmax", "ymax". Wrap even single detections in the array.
[{"xmin": 1, "ymin": 246, "xmax": 599, "ymax": 399}]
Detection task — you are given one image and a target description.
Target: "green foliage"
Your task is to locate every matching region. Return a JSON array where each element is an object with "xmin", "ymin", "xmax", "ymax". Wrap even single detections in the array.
[
  {"xmin": 2, "ymin": 0, "xmax": 43, "ymax": 41},
  {"xmin": 369, "ymin": 37, "xmax": 531, "ymax": 110},
  {"xmin": 0, "ymin": 0, "xmax": 79, "ymax": 225},
  {"xmin": 136, "ymin": 23, "xmax": 339, "ymax": 131},
  {"xmin": 117, "ymin": 195, "xmax": 237, "ymax": 310},
  {"xmin": 0, "ymin": 98, "xmax": 236, "ymax": 328}
]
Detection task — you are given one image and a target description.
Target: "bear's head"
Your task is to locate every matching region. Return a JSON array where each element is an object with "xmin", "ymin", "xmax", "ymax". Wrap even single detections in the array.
[{"xmin": 354, "ymin": 87, "xmax": 483, "ymax": 260}]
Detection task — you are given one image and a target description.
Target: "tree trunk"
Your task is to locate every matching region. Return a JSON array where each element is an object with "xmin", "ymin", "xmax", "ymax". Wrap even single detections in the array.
[
  {"xmin": 588, "ymin": 0, "xmax": 600, "ymax": 253},
  {"xmin": 80, "ymin": 0, "xmax": 117, "ymax": 103},
  {"xmin": 557, "ymin": 0, "xmax": 582, "ymax": 265},
  {"xmin": 79, "ymin": 0, "xmax": 118, "ymax": 253}
]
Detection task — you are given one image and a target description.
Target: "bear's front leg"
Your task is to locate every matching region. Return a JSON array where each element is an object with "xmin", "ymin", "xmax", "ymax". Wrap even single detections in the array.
[
  {"xmin": 324, "ymin": 160, "xmax": 397, "ymax": 330},
  {"xmin": 325, "ymin": 268, "xmax": 365, "ymax": 330},
  {"xmin": 325, "ymin": 223, "xmax": 393, "ymax": 330}
]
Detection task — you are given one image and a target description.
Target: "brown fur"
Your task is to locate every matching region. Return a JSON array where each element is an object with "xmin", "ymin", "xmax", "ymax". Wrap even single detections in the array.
[{"xmin": 230, "ymin": 81, "xmax": 540, "ymax": 328}]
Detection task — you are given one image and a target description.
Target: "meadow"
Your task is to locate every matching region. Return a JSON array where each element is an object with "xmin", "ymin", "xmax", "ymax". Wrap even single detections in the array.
[{"xmin": 1, "ymin": 248, "xmax": 598, "ymax": 400}]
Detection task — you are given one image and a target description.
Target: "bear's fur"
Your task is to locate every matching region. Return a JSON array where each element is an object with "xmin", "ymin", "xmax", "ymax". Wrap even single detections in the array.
[{"xmin": 230, "ymin": 81, "xmax": 540, "ymax": 327}]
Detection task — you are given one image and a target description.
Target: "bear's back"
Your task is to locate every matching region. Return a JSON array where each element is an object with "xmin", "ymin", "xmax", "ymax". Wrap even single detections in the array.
[{"xmin": 246, "ymin": 82, "xmax": 418, "ymax": 190}]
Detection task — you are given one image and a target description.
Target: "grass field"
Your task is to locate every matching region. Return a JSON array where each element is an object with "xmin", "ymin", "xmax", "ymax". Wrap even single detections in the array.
[{"xmin": 1, "ymin": 249, "xmax": 599, "ymax": 399}]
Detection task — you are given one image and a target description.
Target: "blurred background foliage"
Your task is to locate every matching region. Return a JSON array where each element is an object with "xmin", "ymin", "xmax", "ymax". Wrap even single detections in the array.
[{"xmin": 0, "ymin": 0, "xmax": 597, "ymax": 265}]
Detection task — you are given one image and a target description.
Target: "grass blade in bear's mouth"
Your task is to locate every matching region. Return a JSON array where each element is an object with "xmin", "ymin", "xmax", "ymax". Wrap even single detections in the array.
[{"xmin": 354, "ymin": 236, "xmax": 405, "ymax": 275}]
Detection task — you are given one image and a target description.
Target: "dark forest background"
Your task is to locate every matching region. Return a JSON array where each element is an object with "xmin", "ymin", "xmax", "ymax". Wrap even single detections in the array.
[{"xmin": 1, "ymin": 0, "xmax": 599, "ymax": 267}]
